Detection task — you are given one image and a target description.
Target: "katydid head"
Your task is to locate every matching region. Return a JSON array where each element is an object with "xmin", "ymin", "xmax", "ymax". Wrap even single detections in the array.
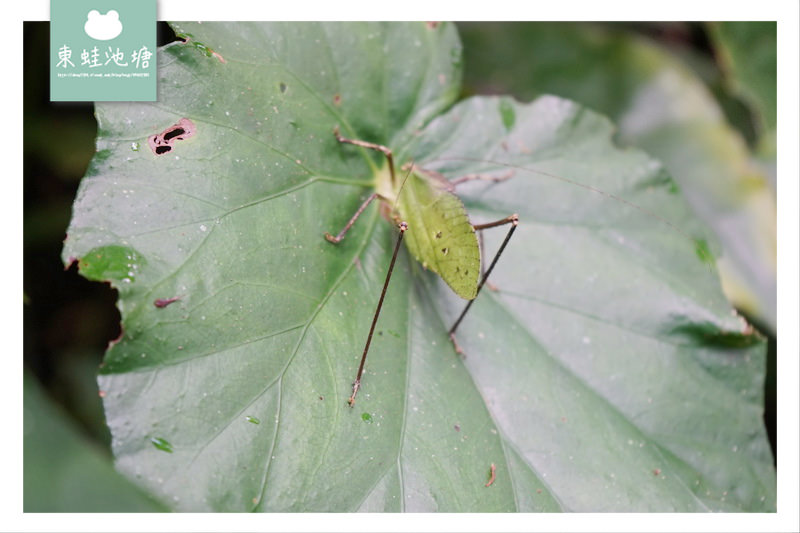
[{"xmin": 388, "ymin": 161, "xmax": 416, "ymax": 220}]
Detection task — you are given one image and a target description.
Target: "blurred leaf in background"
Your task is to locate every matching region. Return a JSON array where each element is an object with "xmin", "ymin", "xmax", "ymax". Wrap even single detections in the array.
[
  {"xmin": 24, "ymin": 372, "xmax": 167, "ymax": 512},
  {"xmin": 459, "ymin": 22, "xmax": 777, "ymax": 335},
  {"xmin": 24, "ymin": 21, "xmax": 118, "ymax": 445},
  {"xmin": 708, "ymin": 22, "xmax": 777, "ymax": 156},
  {"xmin": 23, "ymin": 22, "xmax": 174, "ymax": 512}
]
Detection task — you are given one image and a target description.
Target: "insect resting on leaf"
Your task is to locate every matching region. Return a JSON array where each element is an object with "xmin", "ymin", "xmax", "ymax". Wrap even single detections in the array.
[{"xmin": 324, "ymin": 127, "xmax": 519, "ymax": 406}]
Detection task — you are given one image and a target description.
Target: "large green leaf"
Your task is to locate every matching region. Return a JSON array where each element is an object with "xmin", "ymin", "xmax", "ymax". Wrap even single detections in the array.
[{"xmin": 62, "ymin": 22, "xmax": 774, "ymax": 512}]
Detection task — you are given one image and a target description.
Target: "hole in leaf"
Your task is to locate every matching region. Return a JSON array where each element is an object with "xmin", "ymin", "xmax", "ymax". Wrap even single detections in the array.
[
  {"xmin": 162, "ymin": 127, "xmax": 186, "ymax": 141},
  {"xmin": 148, "ymin": 118, "xmax": 196, "ymax": 156}
]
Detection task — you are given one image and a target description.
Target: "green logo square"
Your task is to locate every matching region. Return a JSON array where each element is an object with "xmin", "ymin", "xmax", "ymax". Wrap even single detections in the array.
[{"xmin": 50, "ymin": 0, "xmax": 157, "ymax": 101}]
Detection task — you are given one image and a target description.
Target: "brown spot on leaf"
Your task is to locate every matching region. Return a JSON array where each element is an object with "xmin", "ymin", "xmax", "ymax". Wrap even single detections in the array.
[
  {"xmin": 485, "ymin": 463, "xmax": 496, "ymax": 487},
  {"xmin": 154, "ymin": 296, "xmax": 181, "ymax": 308}
]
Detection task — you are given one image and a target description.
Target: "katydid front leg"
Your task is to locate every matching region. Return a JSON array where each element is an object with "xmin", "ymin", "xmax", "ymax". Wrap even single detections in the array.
[
  {"xmin": 333, "ymin": 125, "xmax": 396, "ymax": 184},
  {"xmin": 323, "ymin": 128, "xmax": 396, "ymax": 244},
  {"xmin": 324, "ymin": 193, "xmax": 379, "ymax": 243}
]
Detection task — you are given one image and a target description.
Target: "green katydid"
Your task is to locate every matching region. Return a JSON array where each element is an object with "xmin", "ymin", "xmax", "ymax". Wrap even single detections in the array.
[
  {"xmin": 325, "ymin": 127, "xmax": 519, "ymax": 406},
  {"xmin": 325, "ymin": 124, "xmax": 715, "ymax": 408}
]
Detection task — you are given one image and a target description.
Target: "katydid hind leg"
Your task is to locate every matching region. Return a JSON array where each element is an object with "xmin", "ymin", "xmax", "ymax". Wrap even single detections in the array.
[
  {"xmin": 348, "ymin": 221, "xmax": 408, "ymax": 407},
  {"xmin": 448, "ymin": 214, "xmax": 519, "ymax": 354},
  {"xmin": 477, "ymin": 230, "xmax": 500, "ymax": 292}
]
